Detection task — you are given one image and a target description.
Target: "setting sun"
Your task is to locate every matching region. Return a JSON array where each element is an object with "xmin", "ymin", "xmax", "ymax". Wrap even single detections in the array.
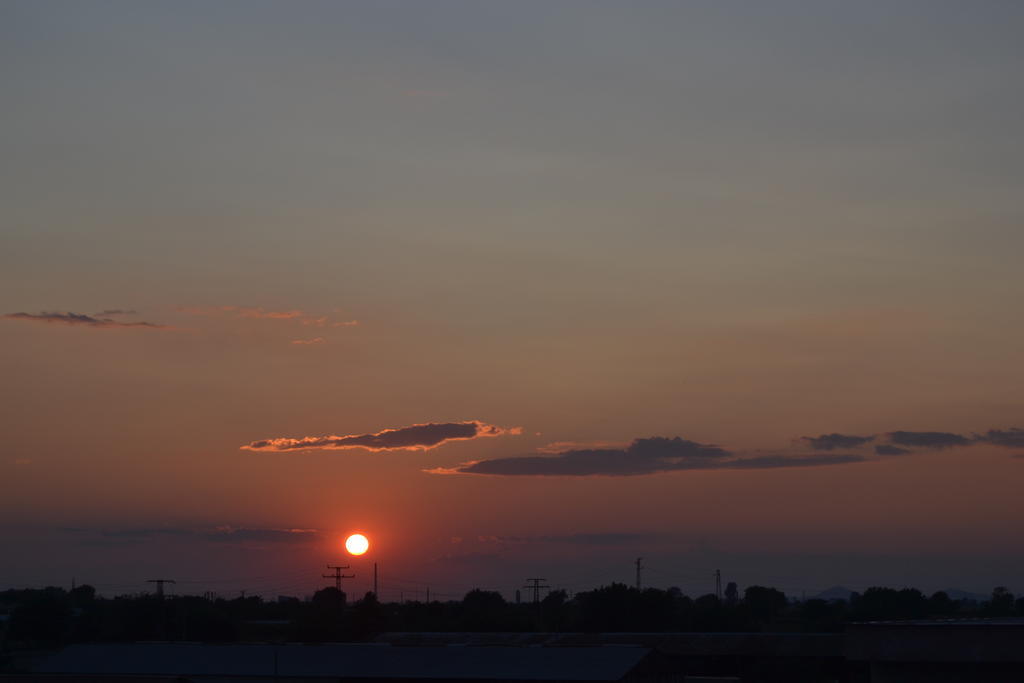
[{"xmin": 345, "ymin": 533, "xmax": 369, "ymax": 556}]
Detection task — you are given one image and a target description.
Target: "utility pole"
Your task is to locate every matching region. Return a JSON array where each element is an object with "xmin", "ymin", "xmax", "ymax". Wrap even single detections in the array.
[
  {"xmin": 373, "ymin": 562, "xmax": 378, "ymax": 596},
  {"xmin": 147, "ymin": 578, "xmax": 176, "ymax": 598},
  {"xmin": 635, "ymin": 558, "xmax": 643, "ymax": 591},
  {"xmin": 323, "ymin": 565, "xmax": 353, "ymax": 592},
  {"xmin": 714, "ymin": 569, "xmax": 722, "ymax": 601},
  {"xmin": 523, "ymin": 578, "xmax": 550, "ymax": 604}
]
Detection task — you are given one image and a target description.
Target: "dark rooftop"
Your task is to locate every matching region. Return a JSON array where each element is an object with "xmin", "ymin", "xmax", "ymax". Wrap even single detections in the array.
[{"xmin": 36, "ymin": 643, "xmax": 652, "ymax": 681}]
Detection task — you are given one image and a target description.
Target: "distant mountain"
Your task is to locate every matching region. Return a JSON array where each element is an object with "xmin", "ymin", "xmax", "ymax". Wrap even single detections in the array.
[{"xmin": 812, "ymin": 586, "xmax": 854, "ymax": 601}]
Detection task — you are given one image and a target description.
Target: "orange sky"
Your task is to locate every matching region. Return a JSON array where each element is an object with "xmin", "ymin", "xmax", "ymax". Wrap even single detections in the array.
[{"xmin": 2, "ymin": 1, "xmax": 1023, "ymax": 599}]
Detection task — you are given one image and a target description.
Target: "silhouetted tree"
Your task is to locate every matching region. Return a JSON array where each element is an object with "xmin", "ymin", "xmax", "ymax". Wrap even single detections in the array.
[
  {"xmin": 800, "ymin": 599, "xmax": 846, "ymax": 633},
  {"xmin": 853, "ymin": 587, "xmax": 927, "ymax": 620},
  {"xmin": 69, "ymin": 584, "xmax": 96, "ymax": 607},
  {"xmin": 691, "ymin": 593, "xmax": 724, "ymax": 631},
  {"xmin": 8, "ymin": 587, "xmax": 72, "ymax": 643},
  {"xmin": 294, "ymin": 587, "xmax": 346, "ymax": 641},
  {"xmin": 350, "ymin": 592, "xmax": 386, "ymax": 639},
  {"xmin": 743, "ymin": 586, "xmax": 788, "ymax": 624},
  {"xmin": 983, "ymin": 586, "xmax": 1015, "ymax": 617},
  {"xmin": 927, "ymin": 591, "xmax": 956, "ymax": 616},
  {"xmin": 461, "ymin": 589, "xmax": 507, "ymax": 631},
  {"xmin": 575, "ymin": 584, "xmax": 636, "ymax": 632}
]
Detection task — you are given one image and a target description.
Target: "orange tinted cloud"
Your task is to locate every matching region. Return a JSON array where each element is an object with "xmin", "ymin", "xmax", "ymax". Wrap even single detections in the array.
[
  {"xmin": 291, "ymin": 337, "xmax": 326, "ymax": 345},
  {"xmin": 231, "ymin": 307, "xmax": 303, "ymax": 319},
  {"xmin": 243, "ymin": 420, "xmax": 521, "ymax": 453},
  {"xmin": 536, "ymin": 440, "xmax": 628, "ymax": 454},
  {"xmin": 177, "ymin": 305, "xmax": 357, "ymax": 328}
]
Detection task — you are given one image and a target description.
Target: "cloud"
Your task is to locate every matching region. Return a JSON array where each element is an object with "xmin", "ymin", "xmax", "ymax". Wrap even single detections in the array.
[
  {"xmin": 100, "ymin": 528, "xmax": 195, "ymax": 539},
  {"xmin": 291, "ymin": 337, "xmax": 326, "ymax": 345},
  {"xmin": 801, "ymin": 433, "xmax": 874, "ymax": 450},
  {"xmin": 875, "ymin": 444, "xmax": 912, "ymax": 456},
  {"xmin": 177, "ymin": 305, "xmax": 355, "ymax": 329},
  {"xmin": 63, "ymin": 525, "xmax": 321, "ymax": 545},
  {"xmin": 205, "ymin": 526, "xmax": 321, "ymax": 543},
  {"xmin": 243, "ymin": 420, "xmax": 521, "ymax": 452},
  {"xmin": 3, "ymin": 311, "xmax": 166, "ymax": 328},
  {"xmin": 975, "ymin": 428, "xmax": 1024, "ymax": 449},
  {"xmin": 536, "ymin": 440, "xmax": 628, "ymax": 454},
  {"xmin": 539, "ymin": 532, "xmax": 660, "ymax": 545},
  {"xmin": 886, "ymin": 431, "xmax": 972, "ymax": 449},
  {"xmin": 719, "ymin": 454, "xmax": 865, "ymax": 469},
  {"xmin": 435, "ymin": 436, "xmax": 862, "ymax": 477},
  {"xmin": 234, "ymin": 307, "xmax": 305, "ymax": 320},
  {"xmin": 93, "ymin": 309, "xmax": 138, "ymax": 316}
]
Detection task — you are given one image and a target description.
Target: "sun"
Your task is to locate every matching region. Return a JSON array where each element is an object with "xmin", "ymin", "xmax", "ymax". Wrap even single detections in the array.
[{"xmin": 345, "ymin": 533, "xmax": 369, "ymax": 556}]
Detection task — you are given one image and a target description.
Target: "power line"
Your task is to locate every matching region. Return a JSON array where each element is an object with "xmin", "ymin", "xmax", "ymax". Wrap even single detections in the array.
[
  {"xmin": 322, "ymin": 565, "xmax": 353, "ymax": 592},
  {"xmin": 523, "ymin": 578, "xmax": 550, "ymax": 604}
]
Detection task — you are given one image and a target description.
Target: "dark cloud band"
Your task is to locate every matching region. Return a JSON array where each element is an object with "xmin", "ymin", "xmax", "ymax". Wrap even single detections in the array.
[
  {"xmin": 431, "ymin": 436, "xmax": 863, "ymax": 477},
  {"xmin": 875, "ymin": 444, "xmax": 911, "ymax": 456},
  {"xmin": 886, "ymin": 431, "xmax": 972, "ymax": 449},
  {"xmin": 3, "ymin": 311, "xmax": 165, "ymax": 328},
  {"xmin": 801, "ymin": 433, "xmax": 874, "ymax": 450},
  {"xmin": 975, "ymin": 428, "xmax": 1024, "ymax": 449}
]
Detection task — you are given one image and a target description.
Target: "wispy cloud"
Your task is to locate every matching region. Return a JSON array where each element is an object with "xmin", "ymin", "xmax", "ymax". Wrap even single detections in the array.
[
  {"xmin": 536, "ymin": 440, "xmax": 628, "ymax": 454},
  {"xmin": 807, "ymin": 428, "xmax": 1024, "ymax": 453},
  {"xmin": 886, "ymin": 431, "xmax": 973, "ymax": 449},
  {"xmin": 235, "ymin": 307, "xmax": 305, "ymax": 320},
  {"xmin": 975, "ymin": 428, "xmax": 1024, "ymax": 449},
  {"xmin": 62, "ymin": 525, "xmax": 322, "ymax": 545},
  {"xmin": 875, "ymin": 444, "xmax": 911, "ymax": 456},
  {"xmin": 205, "ymin": 526, "xmax": 321, "ymax": 543},
  {"xmin": 801, "ymin": 433, "xmax": 874, "ymax": 450},
  {"xmin": 3, "ymin": 311, "xmax": 167, "ymax": 328},
  {"xmin": 427, "ymin": 424, "xmax": 1024, "ymax": 477},
  {"xmin": 93, "ymin": 309, "xmax": 138, "ymax": 316},
  {"xmin": 243, "ymin": 420, "xmax": 521, "ymax": 453},
  {"xmin": 177, "ymin": 305, "xmax": 354, "ymax": 328},
  {"xmin": 430, "ymin": 436, "xmax": 863, "ymax": 477},
  {"xmin": 291, "ymin": 337, "xmax": 326, "ymax": 345}
]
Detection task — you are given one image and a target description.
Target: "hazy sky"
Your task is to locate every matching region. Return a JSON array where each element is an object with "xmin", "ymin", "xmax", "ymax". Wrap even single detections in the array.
[{"xmin": 3, "ymin": 0, "xmax": 1023, "ymax": 600}]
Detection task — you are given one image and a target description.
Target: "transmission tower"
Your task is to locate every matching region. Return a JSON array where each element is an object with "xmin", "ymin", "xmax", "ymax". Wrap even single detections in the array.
[
  {"xmin": 523, "ymin": 578, "xmax": 550, "ymax": 604},
  {"xmin": 323, "ymin": 565, "xmax": 354, "ymax": 591},
  {"xmin": 635, "ymin": 558, "xmax": 644, "ymax": 591},
  {"xmin": 147, "ymin": 578, "xmax": 176, "ymax": 598},
  {"xmin": 714, "ymin": 569, "xmax": 722, "ymax": 601}
]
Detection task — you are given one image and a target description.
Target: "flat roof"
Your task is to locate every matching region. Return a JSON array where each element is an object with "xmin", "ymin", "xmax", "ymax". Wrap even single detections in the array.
[
  {"xmin": 851, "ymin": 618, "xmax": 1024, "ymax": 627},
  {"xmin": 37, "ymin": 643, "xmax": 651, "ymax": 681}
]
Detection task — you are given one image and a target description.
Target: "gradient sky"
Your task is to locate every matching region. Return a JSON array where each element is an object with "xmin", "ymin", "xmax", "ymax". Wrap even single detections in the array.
[{"xmin": 3, "ymin": 0, "xmax": 1023, "ymax": 601}]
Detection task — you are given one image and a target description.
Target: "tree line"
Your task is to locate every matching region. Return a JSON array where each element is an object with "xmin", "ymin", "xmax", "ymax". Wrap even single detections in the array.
[{"xmin": 2, "ymin": 582, "xmax": 1022, "ymax": 649}]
